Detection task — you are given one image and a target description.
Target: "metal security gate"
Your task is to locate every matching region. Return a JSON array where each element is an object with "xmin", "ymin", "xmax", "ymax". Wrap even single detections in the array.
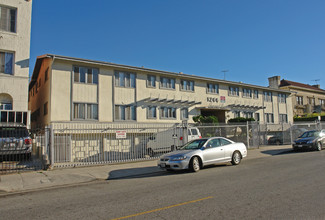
[{"xmin": 0, "ymin": 126, "xmax": 45, "ymax": 174}]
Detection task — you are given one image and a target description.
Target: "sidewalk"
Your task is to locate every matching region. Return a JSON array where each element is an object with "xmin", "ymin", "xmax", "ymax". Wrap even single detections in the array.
[{"xmin": 0, "ymin": 145, "xmax": 292, "ymax": 194}]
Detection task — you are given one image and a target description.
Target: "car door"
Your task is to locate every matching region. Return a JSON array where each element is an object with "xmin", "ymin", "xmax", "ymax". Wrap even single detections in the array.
[
  {"xmin": 201, "ymin": 138, "xmax": 225, "ymax": 165},
  {"xmin": 219, "ymin": 138, "xmax": 234, "ymax": 160}
]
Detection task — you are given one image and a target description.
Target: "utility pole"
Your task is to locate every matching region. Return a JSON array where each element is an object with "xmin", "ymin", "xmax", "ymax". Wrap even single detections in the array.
[{"xmin": 221, "ymin": 70, "xmax": 229, "ymax": 80}]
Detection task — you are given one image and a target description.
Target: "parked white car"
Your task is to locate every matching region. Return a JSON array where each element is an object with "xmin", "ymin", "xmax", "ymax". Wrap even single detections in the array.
[{"xmin": 158, "ymin": 137, "xmax": 247, "ymax": 172}]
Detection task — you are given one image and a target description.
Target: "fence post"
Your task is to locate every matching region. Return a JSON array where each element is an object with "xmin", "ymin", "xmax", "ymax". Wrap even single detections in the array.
[
  {"xmin": 246, "ymin": 121, "xmax": 250, "ymax": 148},
  {"xmin": 50, "ymin": 124, "xmax": 54, "ymax": 169}
]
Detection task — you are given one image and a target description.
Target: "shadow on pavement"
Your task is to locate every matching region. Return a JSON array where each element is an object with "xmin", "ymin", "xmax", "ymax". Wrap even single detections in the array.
[
  {"xmin": 260, "ymin": 148, "xmax": 308, "ymax": 156},
  {"xmin": 107, "ymin": 164, "xmax": 229, "ymax": 180}
]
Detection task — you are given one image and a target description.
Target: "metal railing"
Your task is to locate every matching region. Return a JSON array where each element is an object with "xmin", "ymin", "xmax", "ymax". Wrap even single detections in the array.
[{"xmin": 1, "ymin": 121, "xmax": 324, "ymax": 172}]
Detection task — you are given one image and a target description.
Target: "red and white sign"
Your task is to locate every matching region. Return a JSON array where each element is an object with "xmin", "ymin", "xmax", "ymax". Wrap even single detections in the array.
[{"xmin": 116, "ymin": 130, "xmax": 127, "ymax": 139}]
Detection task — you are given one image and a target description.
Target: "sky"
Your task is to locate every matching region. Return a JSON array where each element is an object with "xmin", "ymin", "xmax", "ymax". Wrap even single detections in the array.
[{"xmin": 30, "ymin": 0, "xmax": 325, "ymax": 89}]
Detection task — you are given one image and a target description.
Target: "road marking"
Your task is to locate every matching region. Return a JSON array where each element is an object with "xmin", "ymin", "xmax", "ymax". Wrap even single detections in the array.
[{"xmin": 111, "ymin": 196, "xmax": 213, "ymax": 220}]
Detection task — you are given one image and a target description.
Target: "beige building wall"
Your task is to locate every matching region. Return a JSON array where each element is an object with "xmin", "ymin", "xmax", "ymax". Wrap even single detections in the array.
[
  {"xmin": 50, "ymin": 61, "xmax": 72, "ymax": 122},
  {"xmin": 0, "ymin": 0, "xmax": 32, "ymax": 112},
  {"xmin": 29, "ymin": 55, "xmax": 294, "ymax": 127}
]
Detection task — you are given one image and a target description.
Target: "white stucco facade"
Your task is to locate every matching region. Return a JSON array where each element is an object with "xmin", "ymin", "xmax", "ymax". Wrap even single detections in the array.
[{"xmin": 0, "ymin": 0, "xmax": 32, "ymax": 126}]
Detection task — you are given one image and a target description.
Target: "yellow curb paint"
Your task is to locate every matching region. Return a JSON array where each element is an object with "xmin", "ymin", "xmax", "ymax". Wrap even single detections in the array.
[{"xmin": 111, "ymin": 196, "xmax": 213, "ymax": 220}]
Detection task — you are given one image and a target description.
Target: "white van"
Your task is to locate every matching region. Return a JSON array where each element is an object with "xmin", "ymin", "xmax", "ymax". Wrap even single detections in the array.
[{"xmin": 146, "ymin": 126, "xmax": 201, "ymax": 156}]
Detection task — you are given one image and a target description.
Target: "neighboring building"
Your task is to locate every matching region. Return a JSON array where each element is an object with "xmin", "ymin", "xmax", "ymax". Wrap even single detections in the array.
[
  {"xmin": 269, "ymin": 76, "xmax": 325, "ymax": 117},
  {"xmin": 29, "ymin": 54, "xmax": 293, "ymax": 128},
  {"xmin": 0, "ymin": 0, "xmax": 32, "ymax": 127}
]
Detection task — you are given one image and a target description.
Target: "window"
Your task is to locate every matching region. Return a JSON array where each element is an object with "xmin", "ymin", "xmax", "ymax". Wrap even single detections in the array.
[
  {"xmin": 180, "ymin": 80, "xmax": 194, "ymax": 91},
  {"xmin": 243, "ymin": 112, "xmax": 253, "ymax": 118},
  {"xmin": 253, "ymin": 90, "xmax": 259, "ymax": 99},
  {"xmin": 114, "ymin": 71, "xmax": 135, "ymax": 88},
  {"xmin": 44, "ymin": 102, "xmax": 48, "ymax": 116},
  {"xmin": 308, "ymin": 97, "xmax": 315, "ymax": 106},
  {"xmin": 207, "ymin": 83, "xmax": 219, "ymax": 94},
  {"xmin": 234, "ymin": 111, "xmax": 240, "ymax": 118},
  {"xmin": 0, "ymin": 103, "xmax": 12, "ymax": 110},
  {"xmin": 181, "ymin": 108, "xmax": 189, "ymax": 119},
  {"xmin": 160, "ymin": 77, "xmax": 175, "ymax": 89},
  {"xmin": 160, "ymin": 107, "xmax": 176, "ymax": 119},
  {"xmin": 0, "ymin": 51, "xmax": 14, "ymax": 74},
  {"xmin": 147, "ymin": 106, "xmax": 156, "ymax": 119},
  {"xmin": 0, "ymin": 6, "xmax": 16, "ymax": 33},
  {"xmin": 74, "ymin": 66, "xmax": 98, "ymax": 84},
  {"xmin": 115, "ymin": 105, "xmax": 136, "ymax": 120},
  {"xmin": 264, "ymin": 91, "xmax": 272, "ymax": 102},
  {"xmin": 243, "ymin": 88, "xmax": 252, "ymax": 98},
  {"xmin": 296, "ymin": 96, "xmax": 303, "ymax": 105},
  {"xmin": 265, "ymin": 113, "xmax": 274, "ymax": 123},
  {"xmin": 254, "ymin": 113, "xmax": 260, "ymax": 121},
  {"xmin": 73, "ymin": 103, "xmax": 98, "ymax": 120},
  {"xmin": 278, "ymin": 93, "xmax": 286, "ymax": 103},
  {"xmin": 279, "ymin": 114, "xmax": 288, "ymax": 123},
  {"xmin": 229, "ymin": 86, "xmax": 239, "ymax": 96},
  {"xmin": 320, "ymin": 99, "xmax": 325, "ymax": 107},
  {"xmin": 147, "ymin": 75, "xmax": 156, "ymax": 88},
  {"xmin": 206, "ymin": 139, "xmax": 221, "ymax": 148}
]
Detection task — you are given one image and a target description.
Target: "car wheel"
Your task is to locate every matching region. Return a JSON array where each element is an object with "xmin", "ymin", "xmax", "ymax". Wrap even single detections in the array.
[
  {"xmin": 316, "ymin": 142, "xmax": 322, "ymax": 151},
  {"xmin": 189, "ymin": 156, "xmax": 200, "ymax": 172},
  {"xmin": 231, "ymin": 151, "xmax": 242, "ymax": 165}
]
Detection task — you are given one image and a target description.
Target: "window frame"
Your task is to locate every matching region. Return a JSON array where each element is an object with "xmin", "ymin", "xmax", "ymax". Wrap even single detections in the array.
[
  {"xmin": 147, "ymin": 75, "xmax": 156, "ymax": 88},
  {"xmin": 296, "ymin": 96, "xmax": 303, "ymax": 105},
  {"xmin": 114, "ymin": 71, "xmax": 136, "ymax": 88},
  {"xmin": 180, "ymin": 79, "xmax": 194, "ymax": 92},
  {"xmin": 207, "ymin": 83, "xmax": 219, "ymax": 94},
  {"xmin": 0, "ymin": 51, "xmax": 14, "ymax": 75},
  {"xmin": 147, "ymin": 106, "xmax": 157, "ymax": 119},
  {"xmin": 0, "ymin": 6, "xmax": 17, "ymax": 33},
  {"xmin": 253, "ymin": 90, "xmax": 259, "ymax": 99},
  {"xmin": 73, "ymin": 103, "xmax": 98, "ymax": 120},
  {"xmin": 242, "ymin": 88, "xmax": 252, "ymax": 98},
  {"xmin": 73, "ymin": 66, "xmax": 99, "ymax": 84},
  {"xmin": 160, "ymin": 106, "xmax": 176, "ymax": 119},
  {"xmin": 115, "ymin": 105, "xmax": 136, "ymax": 121},
  {"xmin": 264, "ymin": 91, "xmax": 273, "ymax": 102},
  {"xmin": 229, "ymin": 86, "xmax": 239, "ymax": 96},
  {"xmin": 181, "ymin": 108, "xmax": 189, "ymax": 119},
  {"xmin": 160, "ymin": 77, "xmax": 175, "ymax": 90},
  {"xmin": 278, "ymin": 93, "xmax": 286, "ymax": 103}
]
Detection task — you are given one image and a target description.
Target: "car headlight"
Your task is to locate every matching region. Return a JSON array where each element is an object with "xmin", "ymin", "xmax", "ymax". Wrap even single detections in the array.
[
  {"xmin": 170, "ymin": 156, "xmax": 187, "ymax": 161},
  {"xmin": 307, "ymin": 140, "xmax": 316, "ymax": 144}
]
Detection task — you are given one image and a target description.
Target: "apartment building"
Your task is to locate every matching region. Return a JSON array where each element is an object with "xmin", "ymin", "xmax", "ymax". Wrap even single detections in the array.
[
  {"xmin": 0, "ymin": 0, "xmax": 32, "ymax": 127},
  {"xmin": 269, "ymin": 76, "xmax": 325, "ymax": 117},
  {"xmin": 29, "ymin": 54, "xmax": 293, "ymax": 129}
]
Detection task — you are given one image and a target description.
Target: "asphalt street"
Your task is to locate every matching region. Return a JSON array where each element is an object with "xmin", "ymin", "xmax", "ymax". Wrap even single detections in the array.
[{"xmin": 0, "ymin": 150, "xmax": 324, "ymax": 220}]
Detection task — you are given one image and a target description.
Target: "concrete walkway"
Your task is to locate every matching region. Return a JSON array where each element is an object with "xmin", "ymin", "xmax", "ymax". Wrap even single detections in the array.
[{"xmin": 0, "ymin": 145, "xmax": 292, "ymax": 194}]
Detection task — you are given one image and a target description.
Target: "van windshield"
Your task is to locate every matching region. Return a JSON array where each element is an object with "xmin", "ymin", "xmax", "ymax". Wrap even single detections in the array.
[{"xmin": 180, "ymin": 139, "xmax": 207, "ymax": 150}]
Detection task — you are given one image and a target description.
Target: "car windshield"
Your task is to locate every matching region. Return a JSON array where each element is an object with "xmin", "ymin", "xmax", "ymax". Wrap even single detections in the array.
[
  {"xmin": 300, "ymin": 131, "xmax": 320, "ymax": 138},
  {"xmin": 180, "ymin": 139, "xmax": 208, "ymax": 150}
]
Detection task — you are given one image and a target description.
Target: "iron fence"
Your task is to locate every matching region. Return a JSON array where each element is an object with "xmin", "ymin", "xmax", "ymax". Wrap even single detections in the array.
[
  {"xmin": 1, "ymin": 121, "xmax": 324, "ymax": 172},
  {"xmin": 0, "ymin": 123, "xmax": 45, "ymax": 174}
]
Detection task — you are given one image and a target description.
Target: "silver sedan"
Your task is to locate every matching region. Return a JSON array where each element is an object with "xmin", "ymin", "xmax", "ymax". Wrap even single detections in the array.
[{"xmin": 157, "ymin": 137, "xmax": 247, "ymax": 172}]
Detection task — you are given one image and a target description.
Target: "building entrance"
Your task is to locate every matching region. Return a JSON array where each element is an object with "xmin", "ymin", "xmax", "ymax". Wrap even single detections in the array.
[{"xmin": 200, "ymin": 109, "xmax": 226, "ymax": 123}]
